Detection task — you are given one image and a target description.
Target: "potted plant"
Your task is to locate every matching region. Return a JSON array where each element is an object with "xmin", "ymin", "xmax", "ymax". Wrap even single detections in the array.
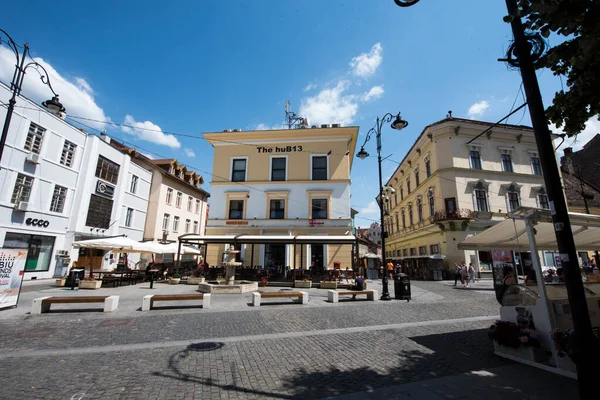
[
  {"xmin": 294, "ymin": 277, "xmax": 312, "ymax": 288},
  {"xmin": 78, "ymin": 273, "xmax": 102, "ymax": 289},
  {"xmin": 259, "ymin": 276, "xmax": 269, "ymax": 287},
  {"xmin": 320, "ymin": 277, "xmax": 337, "ymax": 289},
  {"xmin": 169, "ymin": 273, "xmax": 181, "ymax": 285},
  {"xmin": 488, "ymin": 320, "xmax": 546, "ymax": 362},
  {"xmin": 55, "ymin": 275, "xmax": 67, "ymax": 287},
  {"xmin": 188, "ymin": 268, "xmax": 205, "ymax": 285}
]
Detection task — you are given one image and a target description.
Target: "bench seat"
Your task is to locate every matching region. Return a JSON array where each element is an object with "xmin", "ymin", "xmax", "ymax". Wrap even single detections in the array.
[
  {"xmin": 327, "ymin": 290, "xmax": 378, "ymax": 303},
  {"xmin": 252, "ymin": 291, "xmax": 308, "ymax": 306},
  {"xmin": 142, "ymin": 293, "xmax": 210, "ymax": 310},
  {"xmin": 32, "ymin": 295, "xmax": 119, "ymax": 314}
]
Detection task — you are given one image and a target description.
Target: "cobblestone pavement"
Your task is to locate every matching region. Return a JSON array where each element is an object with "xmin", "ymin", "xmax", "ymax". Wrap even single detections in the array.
[{"xmin": 0, "ymin": 281, "xmax": 577, "ymax": 399}]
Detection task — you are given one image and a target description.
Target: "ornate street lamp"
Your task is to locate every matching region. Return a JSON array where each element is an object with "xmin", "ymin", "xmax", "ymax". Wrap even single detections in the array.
[
  {"xmin": 357, "ymin": 112, "xmax": 408, "ymax": 300},
  {"xmin": 0, "ymin": 29, "xmax": 65, "ymax": 167}
]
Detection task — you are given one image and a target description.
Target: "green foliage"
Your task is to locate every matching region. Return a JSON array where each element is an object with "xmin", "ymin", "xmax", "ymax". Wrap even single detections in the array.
[{"xmin": 515, "ymin": 0, "xmax": 600, "ymax": 136}]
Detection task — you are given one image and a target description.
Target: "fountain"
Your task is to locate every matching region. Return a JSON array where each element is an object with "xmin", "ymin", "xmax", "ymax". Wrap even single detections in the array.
[{"xmin": 197, "ymin": 248, "xmax": 258, "ymax": 294}]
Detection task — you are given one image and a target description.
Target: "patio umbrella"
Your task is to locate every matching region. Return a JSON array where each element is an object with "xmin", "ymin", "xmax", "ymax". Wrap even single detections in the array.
[{"xmin": 72, "ymin": 237, "xmax": 144, "ymax": 276}]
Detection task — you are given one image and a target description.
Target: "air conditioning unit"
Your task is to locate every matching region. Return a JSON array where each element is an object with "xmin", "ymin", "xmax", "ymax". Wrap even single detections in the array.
[
  {"xmin": 96, "ymin": 180, "xmax": 115, "ymax": 198},
  {"xmin": 331, "ymin": 123, "xmax": 341, "ymax": 128},
  {"xmin": 57, "ymin": 250, "xmax": 69, "ymax": 257},
  {"xmin": 14, "ymin": 201, "xmax": 29, "ymax": 211},
  {"xmin": 25, "ymin": 152, "xmax": 41, "ymax": 164},
  {"xmin": 320, "ymin": 124, "xmax": 330, "ymax": 128}
]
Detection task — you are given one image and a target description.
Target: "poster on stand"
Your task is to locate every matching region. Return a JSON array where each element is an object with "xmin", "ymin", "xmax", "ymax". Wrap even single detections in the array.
[{"xmin": 0, "ymin": 249, "xmax": 28, "ymax": 309}]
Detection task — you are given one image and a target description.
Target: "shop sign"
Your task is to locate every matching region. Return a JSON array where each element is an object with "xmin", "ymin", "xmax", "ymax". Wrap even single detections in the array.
[
  {"xmin": 0, "ymin": 249, "xmax": 27, "ymax": 309},
  {"xmin": 226, "ymin": 220, "xmax": 248, "ymax": 225},
  {"xmin": 256, "ymin": 145, "xmax": 303, "ymax": 153},
  {"xmin": 25, "ymin": 218, "xmax": 50, "ymax": 228}
]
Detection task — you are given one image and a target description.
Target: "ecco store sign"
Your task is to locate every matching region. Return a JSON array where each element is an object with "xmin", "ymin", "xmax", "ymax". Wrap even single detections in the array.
[{"xmin": 25, "ymin": 218, "xmax": 50, "ymax": 228}]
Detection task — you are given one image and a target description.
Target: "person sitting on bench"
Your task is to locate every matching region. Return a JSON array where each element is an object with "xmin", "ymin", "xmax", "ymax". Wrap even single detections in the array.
[{"xmin": 351, "ymin": 275, "xmax": 365, "ymax": 299}]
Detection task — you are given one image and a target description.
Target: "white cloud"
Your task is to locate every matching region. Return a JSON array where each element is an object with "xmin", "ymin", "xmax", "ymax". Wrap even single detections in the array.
[
  {"xmin": 184, "ymin": 148, "xmax": 195, "ymax": 157},
  {"xmin": 299, "ymin": 80, "xmax": 358, "ymax": 126},
  {"xmin": 467, "ymin": 100, "xmax": 490, "ymax": 118},
  {"xmin": 357, "ymin": 200, "xmax": 380, "ymax": 218},
  {"xmin": 0, "ymin": 47, "xmax": 108, "ymax": 130},
  {"xmin": 362, "ymin": 85, "xmax": 384, "ymax": 102},
  {"xmin": 121, "ymin": 115, "xmax": 181, "ymax": 149},
  {"xmin": 552, "ymin": 116, "xmax": 600, "ymax": 154},
  {"xmin": 255, "ymin": 123, "xmax": 285, "ymax": 130},
  {"xmin": 304, "ymin": 82, "xmax": 316, "ymax": 92},
  {"xmin": 349, "ymin": 43, "xmax": 383, "ymax": 78}
]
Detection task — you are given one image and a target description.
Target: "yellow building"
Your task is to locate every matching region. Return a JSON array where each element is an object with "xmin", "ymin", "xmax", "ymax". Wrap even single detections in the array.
[
  {"xmin": 202, "ymin": 126, "xmax": 358, "ymax": 271},
  {"xmin": 382, "ymin": 117, "xmax": 548, "ymax": 278}
]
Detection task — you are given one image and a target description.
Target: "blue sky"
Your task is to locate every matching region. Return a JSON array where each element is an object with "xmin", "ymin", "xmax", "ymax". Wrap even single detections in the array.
[{"xmin": 0, "ymin": 0, "xmax": 591, "ymax": 226}]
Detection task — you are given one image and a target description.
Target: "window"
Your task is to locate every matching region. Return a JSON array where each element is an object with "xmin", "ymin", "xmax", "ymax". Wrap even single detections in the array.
[
  {"xmin": 414, "ymin": 170, "xmax": 420, "ymax": 187},
  {"xmin": 11, "ymin": 174, "xmax": 34, "ymax": 203},
  {"xmin": 166, "ymin": 188, "xmax": 173, "ymax": 204},
  {"xmin": 3, "ymin": 232, "xmax": 55, "ymax": 272},
  {"xmin": 401, "ymin": 209, "xmax": 406, "ymax": 228},
  {"xmin": 395, "ymin": 213, "xmax": 400, "ymax": 232},
  {"xmin": 430, "ymin": 244, "xmax": 440, "ymax": 254},
  {"xmin": 311, "ymin": 199, "xmax": 328, "ymax": 219},
  {"xmin": 501, "ymin": 153, "xmax": 513, "ymax": 173},
  {"xmin": 173, "ymin": 216, "xmax": 180, "ymax": 232},
  {"xmin": 406, "ymin": 178, "xmax": 411, "ymax": 194},
  {"xmin": 410, "ymin": 248, "xmax": 416, "ymax": 256},
  {"xmin": 408, "ymin": 204, "xmax": 414, "ymax": 226},
  {"xmin": 538, "ymin": 194, "xmax": 550, "ymax": 210},
  {"xmin": 270, "ymin": 199, "xmax": 285, "ymax": 219},
  {"xmin": 24, "ymin": 122, "xmax": 45, "ymax": 154},
  {"xmin": 162, "ymin": 214, "xmax": 170, "ymax": 231},
  {"xmin": 95, "ymin": 156, "xmax": 120, "ymax": 184},
  {"xmin": 402, "ymin": 249, "xmax": 408, "ymax": 257},
  {"xmin": 312, "ymin": 156, "xmax": 328, "ymax": 180},
  {"xmin": 425, "ymin": 157, "xmax": 431, "ymax": 177},
  {"xmin": 470, "ymin": 149, "xmax": 482, "ymax": 170},
  {"xmin": 60, "ymin": 140, "xmax": 76, "ymax": 167},
  {"xmin": 195, "ymin": 199, "xmax": 201, "ymax": 213},
  {"xmin": 475, "ymin": 189, "xmax": 488, "ymax": 212},
  {"xmin": 229, "ymin": 200, "xmax": 244, "ymax": 219},
  {"xmin": 130, "ymin": 175, "xmax": 138, "ymax": 194},
  {"xmin": 507, "ymin": 191, "xmax": 520, "ymax": 212},
  {"xmin": 187, "ymin": 196, "xmax": 193, "ymax": 211},
  {"xmin": 428, "ymin": 189, "xmax": 435, "ymax": 217},
  {"xmin": 419, "ymin": 246, "xmax": 427, "ymax": 256},
  {"xmin": 175, "ymin": 192, "xmax": 182, "ymax": 208},
  {"xmin": 231, "ymin": 159, "xmax": 247, "ymax": 182},
  {"xmin": 125, "ymin": 208, "xmax": 134, "ymax": 227},
  {"xmin": 86, "ymin": 194, "xmax": 113, "ymax": 229},
  {"xmin": 193, "ymin": 221, "xmax": 198, "ymax": 234},
  {"xmin": 531, "ymin": 157, "xmax": 542, "ymax": 175},
  {"xmin": 417, "ymin": 198, "xmax": 423, "ymax": 222},
  {"xmin": 400, "ymin": 185, "xmax": 404, "ymax": 201},
  {"xmin": 271, "ymin": 157, "xmax": 286, "ymax": 181},
  {"xmin": 185, "ymin": 219, "xmax": 191, "ymax": 233},
  {"xmin": 49, "ymin": 185, "xmax": 67, "ymax": 213}
]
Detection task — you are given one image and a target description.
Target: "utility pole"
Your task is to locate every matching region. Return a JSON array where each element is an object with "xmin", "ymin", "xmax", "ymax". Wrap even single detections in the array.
[{"xmin": 505, "ymin": 0, "xmax": 598, "ymax": 397}]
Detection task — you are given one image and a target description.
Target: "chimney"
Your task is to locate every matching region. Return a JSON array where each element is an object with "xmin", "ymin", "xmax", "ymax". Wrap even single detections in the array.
[
  {"xmin": 564, "ymin": 147, "xmax": 573, "ymax": 156},
  {"xmin": 100, "ymin": 131, "xmax": 110, "ymax": 144},
  {"xmin": 560, "ymin": 148, "xmax": 574, "ymax": 174}
]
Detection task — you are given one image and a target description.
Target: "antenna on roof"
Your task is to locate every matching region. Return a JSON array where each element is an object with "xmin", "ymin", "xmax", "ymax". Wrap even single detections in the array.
[{"xmin": 285, "ymin": 100, "xmax": 308, "ymax": 129}]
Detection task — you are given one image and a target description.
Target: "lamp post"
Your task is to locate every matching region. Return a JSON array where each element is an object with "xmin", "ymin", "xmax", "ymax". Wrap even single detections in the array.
[
  {"xmin": 357, "ymin": 112, "xmax": 408, "ymax": 301},
  {"xmin": 394, "ymin": 1, "xmax": 599, "ymax": 397},
  {"xmin": 0, "ymin": 29, "xmax": 65, "ymax": 167}
]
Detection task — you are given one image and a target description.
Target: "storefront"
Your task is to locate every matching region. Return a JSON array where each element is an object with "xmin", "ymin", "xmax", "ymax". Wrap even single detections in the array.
[{"xmin": 3, "ymin": 232, "xmax": 55, "ymax": 273}]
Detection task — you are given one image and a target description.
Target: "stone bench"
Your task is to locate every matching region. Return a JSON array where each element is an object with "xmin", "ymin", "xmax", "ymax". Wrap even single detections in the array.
[
  {"xmin": 252, "ymin": 291, "xmax": 308, "ymax": 306},
  {"xmin": 32, "ymin": 296, "xmax": 119, "ymax": 314},
  {"xmin": 327, "ymin": 290, "xmax": 378, "ymax": 303},
  {"xmin": 142, "ymin": 293, "xmax": 211, "ymax": 311}
]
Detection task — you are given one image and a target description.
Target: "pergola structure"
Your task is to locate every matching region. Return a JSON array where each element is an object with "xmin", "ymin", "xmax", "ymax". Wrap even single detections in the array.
[{"xmin": 177, "ymin": 234, "xmax": 357, "ymax": 271}]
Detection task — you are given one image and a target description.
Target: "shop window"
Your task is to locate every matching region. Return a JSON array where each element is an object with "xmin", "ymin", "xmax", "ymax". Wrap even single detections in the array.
[
  {"xmin": 95, "ymin": 155, "xmax": 120, "ymax": 184},
  {"xmin": 4, "ymin": 232, "xmax": 55, "ymax": 272}
]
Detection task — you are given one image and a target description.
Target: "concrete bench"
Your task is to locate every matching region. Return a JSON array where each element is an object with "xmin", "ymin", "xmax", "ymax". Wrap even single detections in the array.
[
  {"xmin": 252, "ymin": 291, "xmax": 308, "ymax": 307},
  {"xmin": 142, "ymin": 293, "xmax": 211, "ymax": 311},
  {"xmin": 32, "ymin": 296, "xmax": 119, "ymax": 314},
  {"xmin": 327, "ymin": 290, "xmax": 378, "ymax": 303}
]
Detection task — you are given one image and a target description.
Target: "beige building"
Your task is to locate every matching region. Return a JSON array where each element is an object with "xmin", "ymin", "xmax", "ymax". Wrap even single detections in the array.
[
  {"xmin": 202, "ymin": 126, "xmax": 358, "ymax": 270},
  {"xmin": 382, "ymin": 117, "xmax": 548, "ymax": 277}
]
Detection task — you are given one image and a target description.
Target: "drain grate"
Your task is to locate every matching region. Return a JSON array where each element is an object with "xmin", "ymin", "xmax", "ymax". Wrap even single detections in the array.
[{"xmin": 96, "ymin": 319, "xmax": 132, "ymax": 327}]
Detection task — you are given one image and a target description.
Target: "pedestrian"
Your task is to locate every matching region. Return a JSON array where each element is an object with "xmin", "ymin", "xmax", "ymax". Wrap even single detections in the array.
[
  {"xmin": 468, "ymin": 263, "xmax": 476, "ymax": 283},
  {"xmin": 496, "ymin": 266, "xmax": 517, "ymax": 304},
  {"xmin": 387, "ymin": 261, "xmax": 394, "ymax": 280},
  {"xmin": 525, "ymin": 269, "xmax": 537, "ymax": 286},
  {"xmin": 454, "ymin": 263, "xmax": 462, "ymax": 286},
  {"xmin": 460, "ymin": 261, "xmax": 469, "ymax": 287}
]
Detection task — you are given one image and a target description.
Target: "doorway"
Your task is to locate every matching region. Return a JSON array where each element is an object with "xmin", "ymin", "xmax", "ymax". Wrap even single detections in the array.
[
  {"xmin": 310, "ymin": 244, "xmax": 324, "ymax": 275},
  {"xmin": 264, "ymin": 244, "xmax": 286, "ymax": 269}
]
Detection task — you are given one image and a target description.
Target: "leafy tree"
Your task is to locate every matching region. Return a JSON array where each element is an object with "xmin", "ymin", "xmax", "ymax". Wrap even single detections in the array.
[{"xmin": 514, "ymin": 0, "xmax": 599, "ymax": 136}]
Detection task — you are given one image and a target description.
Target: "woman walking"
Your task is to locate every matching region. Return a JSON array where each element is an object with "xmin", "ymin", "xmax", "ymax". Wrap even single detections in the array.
[
  {"xmin": 468, "ymin": 263, "xmax": 476, "ymax": 284},
  {"xmin": 460, "ymin": 261, "xmax": 469, "ymax": 287}
]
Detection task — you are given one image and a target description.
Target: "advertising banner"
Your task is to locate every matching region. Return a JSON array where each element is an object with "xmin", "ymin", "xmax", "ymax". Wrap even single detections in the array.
[{"xmin": 0, "ymin": 249, "xmax": 28, "ymax": 309}]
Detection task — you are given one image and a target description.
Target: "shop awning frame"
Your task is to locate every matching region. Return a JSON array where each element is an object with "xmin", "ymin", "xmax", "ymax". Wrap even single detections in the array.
[{"xmin": 178, "ymin": 234, "xmax": 357, "ymax": 245}]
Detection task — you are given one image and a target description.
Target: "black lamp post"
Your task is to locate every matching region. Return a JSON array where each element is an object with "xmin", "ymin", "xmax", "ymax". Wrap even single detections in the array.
[
  {"xmin": 0, "ymin": 29, "xmax": 65, "ymax": 167},
  {"xmin": 357, "ymin": 112, "xmax": 408, "ymax": 301},
  {"xmin": 394, "ymin": 1, "xmax": 599, "ymax": 397}
]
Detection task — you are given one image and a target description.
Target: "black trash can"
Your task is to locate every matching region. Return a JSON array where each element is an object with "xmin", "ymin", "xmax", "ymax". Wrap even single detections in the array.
[{"xmin": 394, "ymin": 273, "xmax": 411, "ymax": 302}]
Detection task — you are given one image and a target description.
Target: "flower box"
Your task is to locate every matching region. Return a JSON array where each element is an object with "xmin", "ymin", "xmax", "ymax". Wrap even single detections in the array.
[
  {"xmin": 78, "ymin": 280, "xmax": 102, "ymax": 289},
  {"xmin": 493, "ymin": 341, "xmax": 547, "ymax": 363},
  {"xmin": 320, "ymin": 281, "xmax": 337, "ymax": 289},
  {"xmin": 187, "ymin": 277, "xmax": 205, "ymax": 285},
  {"xmin": 55, "ymin": 278, "xmax": 66, "ymax": 287},
  {"xmin": 168, "ymin": 278, "xmax": 181, "ymax": 285},
  {"xmin": 294, "ymin": 280, "xmax": 312, "ymax": 288}
]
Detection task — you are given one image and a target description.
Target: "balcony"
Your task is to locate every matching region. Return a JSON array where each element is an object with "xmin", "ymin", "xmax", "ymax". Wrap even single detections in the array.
[{"xmin": 431, "ymin": 209, "xmax": 476, "ymax": 222}]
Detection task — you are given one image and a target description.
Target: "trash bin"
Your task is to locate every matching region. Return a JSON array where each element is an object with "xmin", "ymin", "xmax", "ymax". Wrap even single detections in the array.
[{"xmin": 394, "ymin": 273, "xmax": 411, "ymax": 302}]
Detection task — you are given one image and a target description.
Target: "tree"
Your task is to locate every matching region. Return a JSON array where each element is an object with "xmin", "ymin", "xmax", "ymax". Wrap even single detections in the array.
[{"xmin": 513, "ymin": 0, "xmax": 600, "ymax": 136}]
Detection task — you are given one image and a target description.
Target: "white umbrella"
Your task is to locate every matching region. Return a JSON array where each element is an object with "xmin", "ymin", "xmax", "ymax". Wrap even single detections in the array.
[
  {"xmin": 72, "ymin": 237, "xmax": 140, "ymax": 251},
  {"xmin": 134, "ymin": 241, "xmax": 202, "ymax": 255}
]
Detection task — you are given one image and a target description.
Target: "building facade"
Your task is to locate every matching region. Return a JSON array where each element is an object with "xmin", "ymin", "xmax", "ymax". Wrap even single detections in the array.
[
  {"xmin": 382, "ymin": 117, "xmax": 548, "ymax": 276},
  {"xmin": 202, "ymin": 126, "xmax": 358, "ymax": 270}
]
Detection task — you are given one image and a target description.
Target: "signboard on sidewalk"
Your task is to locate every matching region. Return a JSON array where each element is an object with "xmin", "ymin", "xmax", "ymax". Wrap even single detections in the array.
[{"xmin": 0, "ymin": 249, "xmax": 28, "ymax": 309}]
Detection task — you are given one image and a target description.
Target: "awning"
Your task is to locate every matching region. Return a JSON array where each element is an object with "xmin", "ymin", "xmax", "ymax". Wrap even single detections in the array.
[
  {"xmin": 389, "ymin": 254, "xmax": 446, "ymax": 261},
  {"xmin": 135, "ymin": 241, "xmax": 203, "ymax": 255},
  {"xmin": 72, "ymin": 237, "xmax": 140, "ymax": 251},
  {"xmin": 458, "ymin": 209, "xmax": 600, "ymax": 251},
  {"xmin": 179, "ymin": 234, "xmax": 356, "ymax": 245}
]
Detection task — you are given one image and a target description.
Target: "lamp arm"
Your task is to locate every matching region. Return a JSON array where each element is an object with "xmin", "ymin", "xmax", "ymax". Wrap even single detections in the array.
[
  {"xmin": 393, "ymin": 0, "xmax": 421, "ymax": 7},
  {"xmin": 0, "ymin": 28, "xmax": 20, "ymax": 64},
  {"xmin": 23, "ymin": 61, "xmax": 59, "ymax": 96}
]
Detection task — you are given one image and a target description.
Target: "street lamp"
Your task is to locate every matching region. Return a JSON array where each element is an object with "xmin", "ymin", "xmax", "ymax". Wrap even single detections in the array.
[
  {"xmin": 0, "ymin": 29, "xmax": 65, "ymax": 167},
  {"xmin": 357, "ymin": 112, "xmax": 408, "ymax": 301},
  {"xmin": 394, "ymin": 1, "xmax": 599, "ymax": 396}
]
